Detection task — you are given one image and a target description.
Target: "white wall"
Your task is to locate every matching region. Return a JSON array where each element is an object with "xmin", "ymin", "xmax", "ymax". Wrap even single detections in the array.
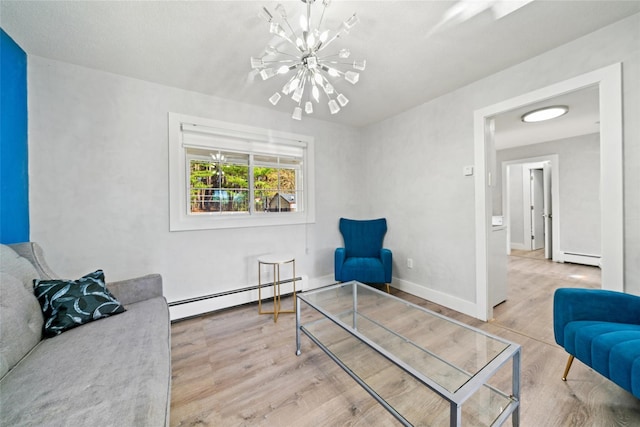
[
  {"xmin": 27, "ymin": 56, "xmax": 366, "ymax": 318},
  {"xmin": 27, "ymin": 13, "xmax": 640, "ymax": 322},
  {"xmin": 360, "ymin": 13, "xmax": 640, "ymax": 311},
  {"xmin": 498, "ymin": 133, "xmax": 601, "ymax": 256},
  {"xmin": 360, "ymin": 91, "xmax": 478, "ymax": 308}
]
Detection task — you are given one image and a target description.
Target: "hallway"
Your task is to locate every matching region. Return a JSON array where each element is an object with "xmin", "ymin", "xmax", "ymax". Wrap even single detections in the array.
[{"xmin": 492, "ymin": 250, "xmax": 601, "ymax": 345}]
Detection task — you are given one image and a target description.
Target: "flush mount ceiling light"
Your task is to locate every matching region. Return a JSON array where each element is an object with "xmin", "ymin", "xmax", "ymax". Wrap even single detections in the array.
[
  {"xmin": 521, "ymin": 105, "xmax": 569, "ymax": 123},
  {"xmin": 250, "ymin": 0, "xmax": 366, "ymax": 120}
]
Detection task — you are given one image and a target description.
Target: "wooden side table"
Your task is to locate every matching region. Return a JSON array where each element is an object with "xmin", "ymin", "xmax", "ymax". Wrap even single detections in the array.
[{"xmin": 257, "ymin": 254, "xmax": 296, "ymax": 322}]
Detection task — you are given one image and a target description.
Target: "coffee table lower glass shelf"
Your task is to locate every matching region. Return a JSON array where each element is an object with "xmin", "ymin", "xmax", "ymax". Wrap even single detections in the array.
[{"xmin": 295, "ymin": 281, "xmax": 521, "ymax": 427}]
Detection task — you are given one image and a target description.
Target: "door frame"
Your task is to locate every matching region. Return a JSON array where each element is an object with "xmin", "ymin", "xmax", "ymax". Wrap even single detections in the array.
[
  {"xmin": 525, "ymin": 165, "xmax": 544, "ymax": 251},
  {"xmin": 474, "ymin": 63, "xmax": 623, "ymax": 321},
  {"xmin": 542, "ymin": 161, "xmax": 553, "ymax": 260},
  {"xmin": 524, "ymin": 162, "xmax": 553, "ymax": 254},
  {"xmin": 503, "ymin": 156, "xmax": 559, "ymax": 260}
]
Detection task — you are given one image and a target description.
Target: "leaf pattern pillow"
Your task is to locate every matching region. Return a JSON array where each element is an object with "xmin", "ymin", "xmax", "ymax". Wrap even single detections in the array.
[{"xmin": 33, "ymin": 270, "xmax": 125, "ymax": 337}]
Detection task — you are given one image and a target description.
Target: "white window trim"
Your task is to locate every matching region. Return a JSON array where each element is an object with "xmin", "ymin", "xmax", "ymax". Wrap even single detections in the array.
[{"xmin": 169, "ymin": 113, "xmax": 315, "ymax": 231}]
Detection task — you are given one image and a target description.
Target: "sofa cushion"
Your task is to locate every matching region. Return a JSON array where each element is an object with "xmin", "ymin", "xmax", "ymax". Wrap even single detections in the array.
[
  {"xmin": 0, "ymin": 296, "xmax": 171, "ymax": 426},
  {"xmin": 0, "ymin": 272, "xmax": 44, "ymax": 379},
  {"xmin": 602, "ymin": 337, "xmax": 640, "ymax": 395},
  {"xmin": 633, "ymin": 356, "xmax": 640, "ymax": 398},
  {"xmin": 33, "ymin": 270, "xmax": 125, "ymax": 337},
  {"xmin": 341, "ymin": 257, "xmax": 386, "ymax": 283},
  {"xmin": 591, "ymin": 331, "xmax": 640, "ymax": 378},
  {"xmin": 563, "ymin": 320, "xmax": 640, "ymax": 364},
  {"xmin": 0, "ymin": 244, "xmax": 40, "ymax": 289}
]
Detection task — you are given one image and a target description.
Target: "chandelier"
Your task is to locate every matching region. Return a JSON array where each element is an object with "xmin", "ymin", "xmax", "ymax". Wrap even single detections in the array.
[{"xmin": 250, "ymin": 0, "xmax": 366, "ymax": 120}]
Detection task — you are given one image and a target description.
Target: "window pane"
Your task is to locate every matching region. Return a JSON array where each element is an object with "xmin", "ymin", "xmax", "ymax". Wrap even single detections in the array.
[
  {"xmin": 189, "ymin": 160, "xmax": 214, "ymax": 213},
  {"xmin": 268, "ymin": 192, "xmax": 297, "ymax": 212},
  {"xmin": 254, "ymin": 190, "xmax": 272, "ymax": 212},
  {"xmin": 253, "ymin": 163, "xmax": 300, "ymax": 213},
  {"xmin": 279, "ymin": 167, "xmax": 297, "ymax": 193},
  {"xmin": 279, "ymin": 156, "xmax": 302, "ymax": 166},
  {"xmin": 254, "ymin": 154, "xmax": 279, "ymax": 166},
  {"xmin": 189, "ymin": 152, "xmax": 249, "ymax": 214}
]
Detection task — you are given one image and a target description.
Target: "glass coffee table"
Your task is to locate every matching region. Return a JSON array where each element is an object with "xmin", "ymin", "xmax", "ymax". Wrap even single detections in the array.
[{"xmin": 296, "ymin": 281, "xmax": 520, "ymax": 427}]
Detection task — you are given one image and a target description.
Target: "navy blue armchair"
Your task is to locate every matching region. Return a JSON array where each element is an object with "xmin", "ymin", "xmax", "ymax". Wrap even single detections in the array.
[
  {"xmin": 553, "ymin": 288, "xmax": 640, "ymax": 398},
  {"xmin": 334, "ymin": 218, "xmax": 392, "ymax": 292}
]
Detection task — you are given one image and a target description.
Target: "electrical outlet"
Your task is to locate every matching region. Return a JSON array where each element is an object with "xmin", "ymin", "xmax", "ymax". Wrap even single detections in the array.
[{"xmin": 407, "ymin": 258, "xmax": 413, "ymax": 269}]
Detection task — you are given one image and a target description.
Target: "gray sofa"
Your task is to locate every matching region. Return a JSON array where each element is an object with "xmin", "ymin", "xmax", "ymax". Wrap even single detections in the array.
[{"xmin": 0, "ymin": 242, "xmax": 171, "ymax": 426}]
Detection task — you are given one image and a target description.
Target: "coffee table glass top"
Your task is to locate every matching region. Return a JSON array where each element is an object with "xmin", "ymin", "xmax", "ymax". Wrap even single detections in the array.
[{"xmin": 300, "ymin": 282, "xmax": 519, "ymax": 397}]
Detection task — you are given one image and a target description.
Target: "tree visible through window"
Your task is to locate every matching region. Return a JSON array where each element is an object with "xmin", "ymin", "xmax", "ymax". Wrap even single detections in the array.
[
  {"xmin": 254, "ymin": 155, "xmax": 298, "ymax": 213},
  {"xmin": 188, "ymin": 150, "xmax": 301, "ymax": 215}
]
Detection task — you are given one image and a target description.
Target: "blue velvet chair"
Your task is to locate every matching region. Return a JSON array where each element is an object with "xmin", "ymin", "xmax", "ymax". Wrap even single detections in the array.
[
  {"xmin": 553, "ymin": 288, "xmax": 640, "ymax": 398},
  {"xmin": 334, "ymin": 218, "xmax": 392, "ymax": 292}
]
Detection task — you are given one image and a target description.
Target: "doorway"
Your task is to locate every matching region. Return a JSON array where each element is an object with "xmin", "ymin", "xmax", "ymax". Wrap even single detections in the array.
[
  {"xmin": 473, "ymin": 63, "xmax": 623, "ymax": 321},
  {"xmin": 504, "ymin": 158, "xmax": 556, "ymax": 259}
]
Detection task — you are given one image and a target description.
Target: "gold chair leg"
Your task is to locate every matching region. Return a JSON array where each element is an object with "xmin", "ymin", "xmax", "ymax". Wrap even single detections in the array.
[
  {"xmin": 562, "ymin": 355, "xmax": 574, "ymax": 381},
  {"xmin": 385, "ymin": 283, "xmax": 390, "ymax": 293}
]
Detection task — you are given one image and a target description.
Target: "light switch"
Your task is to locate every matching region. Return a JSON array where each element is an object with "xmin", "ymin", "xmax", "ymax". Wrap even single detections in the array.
[{"xmin": 463, "ymin": 165, "xmax": 474, "ymax": 176}]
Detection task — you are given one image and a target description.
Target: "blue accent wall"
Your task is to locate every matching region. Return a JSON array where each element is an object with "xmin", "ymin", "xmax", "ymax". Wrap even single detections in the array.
[{"xmin": 0, "ymin": 29, "xmax": 29, "ymax": 244}]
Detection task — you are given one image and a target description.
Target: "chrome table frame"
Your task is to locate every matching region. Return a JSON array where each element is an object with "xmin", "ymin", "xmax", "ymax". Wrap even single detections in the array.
[{"xmin": 295, "ymin": 281, "xmax": 520, "ymax": 427}]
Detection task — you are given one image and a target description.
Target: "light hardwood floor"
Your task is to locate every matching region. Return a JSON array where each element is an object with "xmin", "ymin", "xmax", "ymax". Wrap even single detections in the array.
[{"xmin": 170, "ymin": 254, "xmax": 640, "ymax": 426}]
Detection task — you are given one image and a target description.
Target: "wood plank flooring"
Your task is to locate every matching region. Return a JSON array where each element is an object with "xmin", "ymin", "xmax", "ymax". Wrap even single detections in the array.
[{"xmin": 170, "ymin": 254, "xmax": 640, "ymax": 426}]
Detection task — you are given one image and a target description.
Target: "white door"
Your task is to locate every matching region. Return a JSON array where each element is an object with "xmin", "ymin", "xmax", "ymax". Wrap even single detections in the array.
[
  {"xmin": 530, "ymin": 169, "xmax": 544, "ymax": 250},
  {"xmin": 543, "ymin": 162, "xmax": 553, "ymax": 259}
]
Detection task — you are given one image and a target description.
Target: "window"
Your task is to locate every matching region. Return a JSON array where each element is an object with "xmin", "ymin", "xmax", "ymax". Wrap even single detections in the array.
[
  {"xmin": 169, "ymin": 113, "xmax": 315, "ymax": 230},
  {"xmin": 188, "ymin": 150, "xmax": 250, "ymax": 214}
]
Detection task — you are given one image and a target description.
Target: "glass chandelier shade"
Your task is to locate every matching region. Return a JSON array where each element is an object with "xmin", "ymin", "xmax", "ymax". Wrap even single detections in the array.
[{"xmin": 251, "ymin": 0, "xmax": 366, "ymax": 120}]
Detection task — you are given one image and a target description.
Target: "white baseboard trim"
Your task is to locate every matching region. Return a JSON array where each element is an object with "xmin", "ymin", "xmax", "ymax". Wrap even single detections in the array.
[
  {"xmin": 391, "ymin": 278, "xmax": 477, "ymax": 320},
  {"xmin": 305, "ymin": 273, "xmax": 338, "ymax": 291},
  {"xmin": 510, "ymin": 243, "xmax": 527, "ymax": 251},
  {"xmin": 169, "ymin": 274, "xmax": 335, "ymax": 321},
  {"xmin": 558, "ymin": 251, "xmax": 602, "ymax": 267},
  {"xmin": 169, "ymin": 274, "xmax": 478, "ymax": 322},
  {"xmin": 169, "ymin": 289, "xmax": 259, "ymax": 321}
]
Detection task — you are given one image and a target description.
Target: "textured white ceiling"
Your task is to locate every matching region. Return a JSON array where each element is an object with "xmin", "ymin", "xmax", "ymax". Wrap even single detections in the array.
[
  {"xmin": 494, "ymin": 85, "xmax": 600, "ymax": 150},
  {"xmin": 1, "ymin": 0, "xmax": 637, "ymax": 139}
]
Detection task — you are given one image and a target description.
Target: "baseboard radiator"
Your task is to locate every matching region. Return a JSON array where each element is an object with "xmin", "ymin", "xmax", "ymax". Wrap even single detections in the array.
[
  {"xmin": 168, "ymin": 276, "xmax": 302, "ymax": 308},
  {"xmin": 562, "ymin": 252, "xmax": 601, "ymax": 267}
]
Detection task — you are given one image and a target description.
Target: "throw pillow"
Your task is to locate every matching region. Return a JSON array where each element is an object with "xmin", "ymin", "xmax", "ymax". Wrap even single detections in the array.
[{"xmin": 33, "ymin": 270, "xmax": 125, "ymax": 337}]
